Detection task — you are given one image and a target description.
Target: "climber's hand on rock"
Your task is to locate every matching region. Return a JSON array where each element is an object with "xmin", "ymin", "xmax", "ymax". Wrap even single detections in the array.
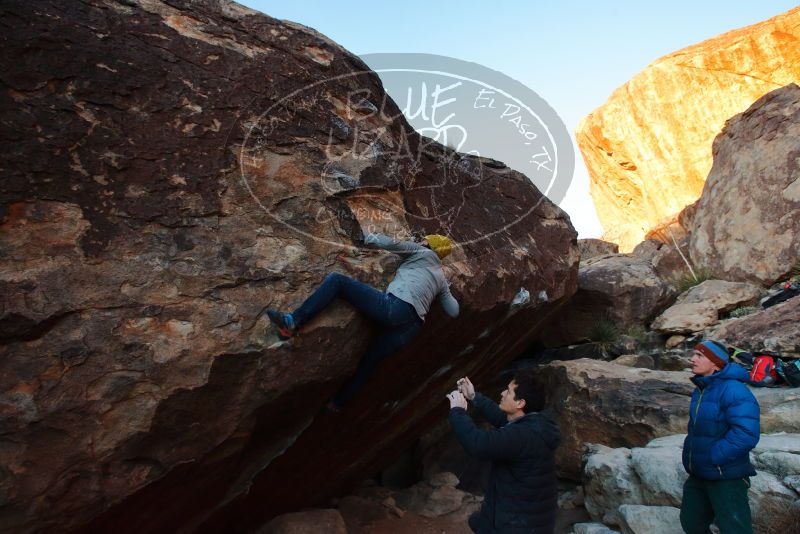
[
  {"xmin": 447, "ymin": 390, "xmax": 468, "ymax": 410},
  {"xmin": 457, "ymin": 377, "xmax": 475, "ymax": 401}
]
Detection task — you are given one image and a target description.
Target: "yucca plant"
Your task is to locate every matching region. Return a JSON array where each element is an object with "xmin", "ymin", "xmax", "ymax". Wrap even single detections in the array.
[
  {"xmin": 672, "ymin": 267, "xmax": 715, "ymax": 294},
  {"xmin": 587, "ymin": 315, "xmax": 620, "ymax": 352}
]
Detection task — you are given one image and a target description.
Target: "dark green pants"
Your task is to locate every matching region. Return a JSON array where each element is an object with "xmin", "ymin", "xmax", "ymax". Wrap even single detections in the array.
[{"xmin": 680, "ymin": 476, "xmax": 753, "ymax": 534}]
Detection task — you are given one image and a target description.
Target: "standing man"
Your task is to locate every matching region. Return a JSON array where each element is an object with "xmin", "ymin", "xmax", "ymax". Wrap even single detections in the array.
[
  {"xmin": 267, "ymin": 231, "xmax": 459, "ymax": 411},
  {"xmin": 680, "ymin": 340, "xmax": 760, "ymax": 534},
  {"xmin": 447, "ymin": 373, "xmax": 561, "ymax": 534}
]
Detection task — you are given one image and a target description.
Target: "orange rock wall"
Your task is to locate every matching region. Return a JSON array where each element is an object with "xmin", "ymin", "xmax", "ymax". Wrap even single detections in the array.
[{"xmin": 577, "ymin": 7, "xmax": 800, "ymax": 251}]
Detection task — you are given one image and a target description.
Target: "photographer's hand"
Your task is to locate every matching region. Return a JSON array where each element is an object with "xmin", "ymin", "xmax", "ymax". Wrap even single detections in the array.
[
  {"xmin": 446, "ymin": 390, "xmax": 468, "ymax": 410},
  {"xmin": 457, "ymin": 377, "xmax": 476, "ymax": 401}
]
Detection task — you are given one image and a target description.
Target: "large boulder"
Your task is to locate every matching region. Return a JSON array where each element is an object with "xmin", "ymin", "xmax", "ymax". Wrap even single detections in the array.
[
  {"xmin": 576, "ymin": 7, "xmax": 800, "ymax": 251},
  {"xmin": 260, "ymin": 509, "xmax": 348, "ymax": 534},
  {"xmin": 754, "ymin": 388, "xmax": 800, "ymax": 436},
  {"xmin": 542, "ymin": 255, "xmax": 675, "ymax": 346},
  {"xmin": 578, "ymin": 239, "xmax": 619, "ymax": 262},
  {"xmin": 631, "ymin": 238, "xmax": 692, "ymax": 282},
  {"xmin": 582, "ymin": 445, "xmax": 646, "ymax": 523},
  {"xmin": 710, "ymin": 296, "xmax": 800, "ymax": 357},
  {"xmin": 578, "ymin": 255, "xmax": 676, "ymax": 326},
  {"xmin": 536, "ymin": 360, "xmax": 800, "ymax": 479},
  {"xmin": 617, "ymin": 505, "xmax": 682, "ymax": 534},
  {"xmin": 393, "ymin": 472, "xmax": 481, "ymax": 520},
  {"xmin": 651, "ymin": 279, "xmax": 763, "ymax": 334},
  {"xmin": 689, "ymin": 83, "xmax": 800, "ymax": 284},
  {"xmin": 583, "ymin": 435, "xmax": 686, "ymax": 522},
  {"xmin": 0, "ymin": 2, "xmax": 579, "ymax": 532},
  {"xmin": 583, "ymin": 434, "xmax": 800, "ymax": 532},
  {"xmin": 612, "ymin": 354, "xmax": 655, "ymax": 370},
  {"xmin": 572, "ymin": 523, "xmax": 619, "ymax": 534},
  {"xmin": 287, "ymin": 480, "xmax": 480, "ymax": 534},
  {"xmin": 534, "ymin": 360, "xmax": 694, "ymax": 479}
]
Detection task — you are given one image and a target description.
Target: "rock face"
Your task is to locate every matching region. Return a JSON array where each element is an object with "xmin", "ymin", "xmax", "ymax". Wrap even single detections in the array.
[
  {"xmin": 0, "ymin": 2, "xmax": 579, "ymax": 533},
  {"xmin": 576, "ymin": 7, "xmax": 800, "ymax": 251},
  {"xmin": 273, "ymin": 477, "xmax": 481, "ymax": 534},
  {"xmin": 394, "ymin": 472, "xmax": 481, "ymax": 520},
  {"xmin": 578, "ymin": 239, "xmax": 619, "ymax": 262},
  {"xmin": 651, "ymin": 279, "xmax": 762, "ymax": 334},
  {"xmin": 571, "ymin": 523, "xmax": 618, "ymax": 534},
  {"xmin": 261, "ymin": 509, "xmax": 348, "ymax": 534},
  {"xmin": 534, "ymin": 360, "xmax": 694, "ymax": 479},
  {"xmin": 631, "ymin": 238, "xmax": 691, "ymax": 282},
  {"xmin": 542, "ymin": 255, "xmax": 675, "ymax": 346},
  {"xmin": 583, "ymin": 434, "xmax": 800, "ymax": 533},
  {"xmin": 535, "ymin": 359, "xmax": 800, "ymax": 479},
  {"xmin": 688, "ymin": 83, "xmax": 800, "ymax": 285},
  {"xmin": 710, "ymin": 296, "xmax": 800, "ymax": 357},
  {"xmin": 338, "ymin": 474, "xmax": 480, "ymax": 534},
  {"xmin": 612, "ymin": 354, "xmax": 655, "ymax": 370},
  {"xmin": 617, "ymin": 505, "xmax": 682, "ymax": 534}
]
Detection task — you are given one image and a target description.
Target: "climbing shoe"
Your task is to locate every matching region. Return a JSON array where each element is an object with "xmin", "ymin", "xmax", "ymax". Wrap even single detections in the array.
[{"xmin": 266, "ymin": 309, "xmax": 296, "ymax": 340}]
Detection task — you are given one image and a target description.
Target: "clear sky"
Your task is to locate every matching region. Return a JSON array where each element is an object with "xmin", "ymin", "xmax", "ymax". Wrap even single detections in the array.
[{"xmin": 238, "ymin": 1, "xmax": 798, "ymax": 238}]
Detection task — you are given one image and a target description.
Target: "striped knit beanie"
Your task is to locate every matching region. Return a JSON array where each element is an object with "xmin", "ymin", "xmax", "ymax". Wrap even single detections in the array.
[{"xmin": 694, "ymin": 340, "xmax": 730, "ymax": 369}]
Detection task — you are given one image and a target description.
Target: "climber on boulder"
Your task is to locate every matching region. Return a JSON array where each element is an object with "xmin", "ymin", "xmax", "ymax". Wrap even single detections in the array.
[{"xmin": 267, "ymin": 230, "xmax": 460, "ymax": 411}]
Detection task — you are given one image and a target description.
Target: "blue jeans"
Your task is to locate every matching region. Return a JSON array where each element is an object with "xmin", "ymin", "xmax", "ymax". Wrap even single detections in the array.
[{"xmin": 292, "ymin": 272, "xmax": 423, "ymax": 406}]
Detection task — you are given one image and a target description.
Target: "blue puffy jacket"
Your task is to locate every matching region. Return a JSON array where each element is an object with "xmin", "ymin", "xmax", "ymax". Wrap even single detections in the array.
[{"xmin": 682, "ymin": 363, "xmax": 760, "ymax": 480}]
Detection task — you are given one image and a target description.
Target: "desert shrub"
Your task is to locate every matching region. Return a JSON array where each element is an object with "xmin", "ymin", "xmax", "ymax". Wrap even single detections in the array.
[
  {"xmin": 672, "ymin": 267, "xmax": 714, "ymax": 294},
  {"xmin": 791, "ymin": 261, "xmax": 800, "ymax": 282},
  {"xmin": 624, "ymin": 324, "xmax": 647, "ymax": 341},
  {"xmin": 755, "ymin": 497, "xmax": 800, "ymax": 534},
  {"xmin": 587, "ymin": 315, "xmax": 620, "ymax": 348},
  {"xmin": 729, "ymin": 306, "xmax": 757, "ymax": 318}
]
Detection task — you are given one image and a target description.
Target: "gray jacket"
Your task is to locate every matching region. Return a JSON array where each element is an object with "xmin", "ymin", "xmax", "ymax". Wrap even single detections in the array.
[{"xmin": 365, "ymin": 233, "xmax": 459, "ymax": 321}]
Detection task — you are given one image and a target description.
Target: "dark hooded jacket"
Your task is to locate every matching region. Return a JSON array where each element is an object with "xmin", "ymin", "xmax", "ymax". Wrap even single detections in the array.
[
  {"xmin": 449, "ymin": 392, "xmax": 561, "ymax": 533},
  {"xmin": 682, "ymin": 363, "xmax": 760, "ymax": 480}
]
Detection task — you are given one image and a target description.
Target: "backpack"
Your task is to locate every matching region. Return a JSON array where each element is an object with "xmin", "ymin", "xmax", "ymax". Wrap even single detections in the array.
[
  {"xmin": 729, "ymin": 348, "xmax": 754, "ymax": 368},
  {"xmin": 777, "ymin": 358, "xmax": 800, "ymax": 387},
  {"xmin": 761, "ymin": 281, "xmax": 800, "ymax": 308},
  {"xmin": 749, "ymin": 354, "xmax": 780, "ymax": 387}
]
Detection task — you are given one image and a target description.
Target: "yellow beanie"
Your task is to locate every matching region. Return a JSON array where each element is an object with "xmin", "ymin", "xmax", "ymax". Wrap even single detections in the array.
[{"xmin": 425, "ymin": 234, "xmax": 452, "ymax": 260}]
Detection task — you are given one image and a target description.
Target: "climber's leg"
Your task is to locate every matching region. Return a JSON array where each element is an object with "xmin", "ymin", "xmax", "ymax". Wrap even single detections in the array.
[
  {"xmin": 330, "ymin": 305, "xmax": 422, "ymax": 407},
  {"xmin": 293, "ymin": 272, "xmax": 396, "ymax": 327}
]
